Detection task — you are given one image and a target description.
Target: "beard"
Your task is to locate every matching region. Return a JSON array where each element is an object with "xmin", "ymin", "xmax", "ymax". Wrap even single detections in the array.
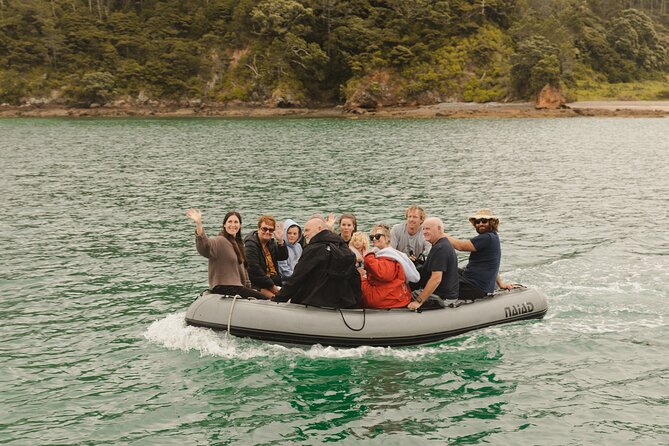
[{"xmin": 476, "ymin": 226, "xmax": 490, "ymax": 234}]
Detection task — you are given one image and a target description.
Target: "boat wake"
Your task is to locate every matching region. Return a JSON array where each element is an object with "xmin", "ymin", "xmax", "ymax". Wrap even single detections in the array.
[
  {"xmin": 500, "ymin": 242, "xmax": 669, "ymax": 337},
  {"xmin": 143, "ymin": 312, "xmax": 490, "ymax": 360}
]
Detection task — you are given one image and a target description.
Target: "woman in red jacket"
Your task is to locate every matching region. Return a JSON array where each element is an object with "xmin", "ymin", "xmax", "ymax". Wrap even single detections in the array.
[{"xmin": 360, "ymin": 224, "xmax": 419, "ymax": 308}]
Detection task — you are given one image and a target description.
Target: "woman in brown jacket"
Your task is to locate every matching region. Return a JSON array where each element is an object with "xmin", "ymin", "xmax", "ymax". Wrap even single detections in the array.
[{"xmin": 186, "ymin": 208, "xmax": 266, "ymax": 299}]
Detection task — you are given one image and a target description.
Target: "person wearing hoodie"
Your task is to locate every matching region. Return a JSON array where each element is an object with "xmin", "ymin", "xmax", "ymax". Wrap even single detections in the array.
[
  {"xmin": 274, "ymin": 215, "xmax": 361, "ymax": 308},
  {"xmin": 277, "ymin": 219, "xmax": 303, "ymax": 279},
  {"xmin": 359, "ymin": 223, "xmax": 420, "ymax": 308},
  {"xmin": 244, "ymin": 215, "xmax": 289, "ymax": 299}
]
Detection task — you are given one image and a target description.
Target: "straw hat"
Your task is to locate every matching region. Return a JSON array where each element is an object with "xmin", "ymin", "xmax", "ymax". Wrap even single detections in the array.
[{"xmin": 468, "ymin": 208, "xmax": 500, "ymax": 224}]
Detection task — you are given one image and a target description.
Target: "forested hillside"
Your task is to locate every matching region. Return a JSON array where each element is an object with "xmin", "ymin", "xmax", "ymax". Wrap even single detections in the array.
[{"xmin": 1, "ymin": 0, "xmax": 668, "ymax": 107}]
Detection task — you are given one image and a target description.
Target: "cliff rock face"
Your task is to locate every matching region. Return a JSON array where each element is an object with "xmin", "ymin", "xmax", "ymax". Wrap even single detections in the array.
[
  {"xmin": 536, "ymin": 84, "xmax": 566, "ymax": 109},
  {"xmin": 344, "ymin": 71, "xmax": 398, "ymax": 110},
  {"xmin": 269, "ymin": 89, "xmax": 302, "ymax": 108}
]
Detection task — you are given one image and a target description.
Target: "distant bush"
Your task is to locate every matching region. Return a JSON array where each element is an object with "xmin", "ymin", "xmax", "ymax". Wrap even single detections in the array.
[
  {"xmin": 65, "ymin": 71, "xmax": 116, "ymax": 106},
  {"xmin": 0, "ymin": 70, "xmax": 28, "ymax": 105}
]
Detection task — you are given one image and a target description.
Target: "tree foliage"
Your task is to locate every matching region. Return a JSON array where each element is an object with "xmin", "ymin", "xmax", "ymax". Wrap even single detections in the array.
[
  {"xmin": 65, "ymin": 71, "xmax": 116, "ymax": 105},
  {"xmin": 0, "ymin": 0, "xmax": 667, "ymax": 104},
  {"xmin": 511, "ymin": 36, "xmax": 561, "ymax": 97}
]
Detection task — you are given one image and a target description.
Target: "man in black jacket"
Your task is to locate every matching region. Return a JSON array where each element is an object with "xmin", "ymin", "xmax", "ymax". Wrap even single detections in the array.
[
  {"xmin": 244, "ymin": 215, "xmax": 289, "ymax": 299},
  {"xmin": 274, "ymin": 216, "xmax": 361, "ymax": 308}
]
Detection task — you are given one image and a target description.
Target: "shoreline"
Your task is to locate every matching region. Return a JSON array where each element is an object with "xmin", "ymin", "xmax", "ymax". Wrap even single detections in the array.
[{"xmin": 1, "ymin": 101, "xmax": 668, "ymax": 119}]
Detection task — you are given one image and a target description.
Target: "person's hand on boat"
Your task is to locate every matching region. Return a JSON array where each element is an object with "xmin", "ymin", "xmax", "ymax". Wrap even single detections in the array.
[
  {"xmin": 496, "ymin": 274, "xmax": 515, "ymax": 290},
  {"xmin": 407, "ymin": 300, "xmax": 422, "ymax": 311}
]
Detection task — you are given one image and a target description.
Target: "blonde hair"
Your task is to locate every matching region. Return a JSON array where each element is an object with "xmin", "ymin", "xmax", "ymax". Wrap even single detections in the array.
[
  {"xmin": 349, "ymin": 231, "xmax": 369, "ymax": 251},
  {"xmin": 406, "ymin": 205, "xmax": 426, "ymax": 221},
  {"xmin": 370, "ymin": 223, "xmax": 391, "ymax": 241}
]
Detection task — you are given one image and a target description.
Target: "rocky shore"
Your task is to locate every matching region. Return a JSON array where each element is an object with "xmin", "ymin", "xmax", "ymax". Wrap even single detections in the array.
[{"xmin": 1, "ymin": 101, "xmax": 668, "ymax": 119}]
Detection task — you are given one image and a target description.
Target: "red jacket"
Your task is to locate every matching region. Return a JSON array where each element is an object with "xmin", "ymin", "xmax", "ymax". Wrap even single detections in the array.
[{"xmin": 360, "ymin": 252, "xmax": 411, "ymax": 308}]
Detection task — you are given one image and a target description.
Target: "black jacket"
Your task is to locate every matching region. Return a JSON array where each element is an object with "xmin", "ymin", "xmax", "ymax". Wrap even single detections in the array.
[
  {"xmin": 274, "ymin": 230, "xmax": 361, "ymax": 308},
  {"xmin": 244, "ymin": 231, "xmax": 289, "ymax": 290}
]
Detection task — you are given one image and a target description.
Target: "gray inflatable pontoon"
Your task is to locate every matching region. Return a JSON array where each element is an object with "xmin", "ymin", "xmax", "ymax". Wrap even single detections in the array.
[{"xmin": 184, "ymin": 286, "xmax": 548, "ymax": 347}]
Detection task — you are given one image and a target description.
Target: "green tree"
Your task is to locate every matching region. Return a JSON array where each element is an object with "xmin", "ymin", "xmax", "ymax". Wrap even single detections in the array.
[
  {"xmin": 0, "ymin": 0, "xmax": 667, "ymax": 105},
  {"xmin": 251, "ymin": 0, "xmax": 313, "ymax": 37},
  {"xmin": 510, "ymin": 35, "xmax": 561, "ymax": 97},
  {"xmin": 608, "ymin": 9, "xmax": 667, "ymax": 72},
  {"xmin": 0, "ymin": 69, "xmax": 28, "ymax": 104},
  {"xmin": 66, "ymin": 71, "xmax": 116, "ymax": 105}
]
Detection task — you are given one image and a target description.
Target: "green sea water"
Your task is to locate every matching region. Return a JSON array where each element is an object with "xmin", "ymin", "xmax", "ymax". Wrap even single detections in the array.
[{"xmin": 1, "ymin": 117, "xmax": 668, "ymax": 445}]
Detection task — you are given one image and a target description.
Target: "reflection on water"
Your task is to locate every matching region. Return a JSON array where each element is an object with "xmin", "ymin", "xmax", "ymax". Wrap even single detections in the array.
[{"xmin": 1, "ymin": 117, "xmax": 669, "ymax": 444}]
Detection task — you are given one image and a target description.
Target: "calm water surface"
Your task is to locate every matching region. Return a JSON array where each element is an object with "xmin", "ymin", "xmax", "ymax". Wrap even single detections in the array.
[{"xmin": 1, "ymin": 117, "xmax": 668, "ymax": 444}]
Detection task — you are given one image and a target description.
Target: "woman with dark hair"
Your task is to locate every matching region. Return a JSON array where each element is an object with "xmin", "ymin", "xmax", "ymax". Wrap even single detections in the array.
[
  {"xmin": 186, "ymin": 208, "xmax": 266, "ymax": 299},
  {"xmin": 326, "ymin": 212, "xmax": 358, "ymax": 244}
]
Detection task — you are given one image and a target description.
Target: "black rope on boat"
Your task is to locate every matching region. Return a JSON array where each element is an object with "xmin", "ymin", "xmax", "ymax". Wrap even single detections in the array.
[{"xmin": 338, "ymin": 308, "xmax": 366, "ymax": 332}]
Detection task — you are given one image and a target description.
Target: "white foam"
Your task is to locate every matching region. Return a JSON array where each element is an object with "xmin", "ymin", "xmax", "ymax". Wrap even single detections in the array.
[{"xmin": 143, "ymin": 312, "xmax": 486, "ymax": 360}]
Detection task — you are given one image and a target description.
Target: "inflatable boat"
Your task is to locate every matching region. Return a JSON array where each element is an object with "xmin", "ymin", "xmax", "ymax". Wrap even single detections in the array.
[{"xmin": 184, "ymin": 286, "xmax": 548, "ymax": 347}]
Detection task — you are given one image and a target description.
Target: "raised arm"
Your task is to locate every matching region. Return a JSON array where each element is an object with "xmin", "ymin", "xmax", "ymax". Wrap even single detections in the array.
[
  {"xmin": 325, "ymin": 213, "xmax": 336, "ymax": 232},
  {"xmin": 445, "ymin": 234, "xmax": 475, "ymax": 252},
  {"xmin": 186, "ymin": 208, "xmax": 204, "ymax": 236},
  {"xmin": 187, "ymin": 208, "xmax": 216, "ymax": 258}
]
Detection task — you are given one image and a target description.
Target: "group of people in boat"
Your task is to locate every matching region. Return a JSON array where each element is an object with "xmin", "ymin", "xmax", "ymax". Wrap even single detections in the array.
[{"xmin": 186, "ymin": 205, "xmax": 515, "ymax": 310}]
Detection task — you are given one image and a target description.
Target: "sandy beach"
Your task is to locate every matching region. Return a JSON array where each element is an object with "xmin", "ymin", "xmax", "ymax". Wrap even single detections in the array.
[{"xmin": 1, "ymin": 101, "xmax": 668, "ymax": 118}]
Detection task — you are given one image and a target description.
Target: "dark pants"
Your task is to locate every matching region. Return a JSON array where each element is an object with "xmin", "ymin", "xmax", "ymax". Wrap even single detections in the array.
[
  {"xmin": 211, "ymin": 285, "xmax": 268, "ymax": 300},
  {"xmin": 253, "ymin": 275, "xmax": 282, "ymax": 291},
  {"xmin": 457, "ymin": 269, "xmax": 487, "ymax": 299}
]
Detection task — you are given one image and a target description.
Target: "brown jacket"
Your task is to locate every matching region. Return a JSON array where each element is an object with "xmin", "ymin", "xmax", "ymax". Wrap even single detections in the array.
[{"xmin": 195, "ymin": 231, "xmax": 249, "ymax": 288}]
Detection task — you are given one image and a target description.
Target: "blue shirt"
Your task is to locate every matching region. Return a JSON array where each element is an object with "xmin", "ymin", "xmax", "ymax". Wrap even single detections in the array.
[
  {"xmin": 463, "ymin": 231, "xmax": 501, "ymax": 293},
  {"xmin": 419, "ymin": 237, "xmax": 459, "ymax": 299}
]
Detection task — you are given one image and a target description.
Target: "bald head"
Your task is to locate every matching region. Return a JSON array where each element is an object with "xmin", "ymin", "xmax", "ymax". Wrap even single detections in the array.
[
  {"xmin": 422, "ymin": 217, "xmax": 445, "ymax": 244},
  {"xmin": 303, "ymin": 216, "xmax": 326, "ymax": 243}
]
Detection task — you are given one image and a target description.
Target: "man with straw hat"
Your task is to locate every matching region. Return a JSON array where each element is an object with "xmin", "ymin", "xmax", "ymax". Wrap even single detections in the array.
[{"xmin": 446, "ymin": 209, "xmax": 514, "ymax": 299}]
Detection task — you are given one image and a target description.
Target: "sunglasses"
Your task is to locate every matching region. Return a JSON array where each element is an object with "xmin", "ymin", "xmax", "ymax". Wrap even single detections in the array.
[
  {"xmin": 260, "ymin": 227, "xmax": 275, "ymax": 233},
  {"xmin": 474, "ymin": 218, "xmax": 490, "ymax": 224},
  {"xmin": 369, "ymin": 234, "xmax": 385, "ymax": 241}
]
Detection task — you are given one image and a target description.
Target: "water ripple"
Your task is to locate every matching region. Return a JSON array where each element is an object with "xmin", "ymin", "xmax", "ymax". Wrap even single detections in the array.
[{"xmin": 2, "ymin": 117, "xmax": 669, "ymax": 444}]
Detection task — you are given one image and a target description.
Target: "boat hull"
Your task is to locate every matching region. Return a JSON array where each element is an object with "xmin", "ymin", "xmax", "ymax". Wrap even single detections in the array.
[{"xmin": 184, "ymin": 287, "xmax": 548, "ymax": 347}]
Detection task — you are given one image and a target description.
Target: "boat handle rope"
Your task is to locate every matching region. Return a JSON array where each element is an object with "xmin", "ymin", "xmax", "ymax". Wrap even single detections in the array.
[
  {"xmin": 338, "ymin": 308, "xmax": 366, "ymax": 332},
  {"xmin": 225, "ymin": 295, "xmax": 241, "ymax": 338}
]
